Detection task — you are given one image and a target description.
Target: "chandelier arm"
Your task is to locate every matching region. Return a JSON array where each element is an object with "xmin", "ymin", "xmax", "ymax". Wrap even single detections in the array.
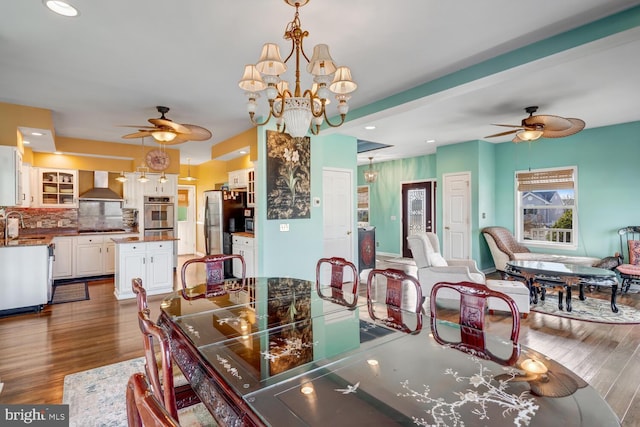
[
  {"xmin": 250, "ymin": 110, "xmax": 273, "ymax": 126},
  {"xmin": 322, "ymin": 110, "xmax": 347, "ymax": 128}
]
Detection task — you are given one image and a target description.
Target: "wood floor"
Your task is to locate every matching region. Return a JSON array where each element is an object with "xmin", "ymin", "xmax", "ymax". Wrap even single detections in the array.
[{"xmin": 1, "ymin": 258, "xmax": 640, "ymax": 426}]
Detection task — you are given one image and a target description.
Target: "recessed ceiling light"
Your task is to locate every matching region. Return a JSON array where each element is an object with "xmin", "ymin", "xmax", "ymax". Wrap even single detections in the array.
[
  {"xmin": 426, "ymin": 139, "xmax": 436, "ymax": 143},
  {"xmin": 54, "ymin": 151, "xmax": 63, "ymax": 155},
  {"xmin": 364, "ymin": 125, "xmax": 376, "ymax": 130},
  {"xmin": 239, "ymin": 150, "xmax": 247, "ymax": 155},
  {"xmin": 43, "ymin": 0, "xmax": 79, "ymax": 17},
  {"xmin": 31, "ymin": 132, "xmax": 44, "ymax": 136},
  {"xmin": 23, "ymin": 140, "xmax": 31, "ymax": 145}
]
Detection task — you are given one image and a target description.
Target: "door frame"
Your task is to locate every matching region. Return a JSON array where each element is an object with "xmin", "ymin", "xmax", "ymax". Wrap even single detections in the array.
[
  {"xmin": 177, "ymin": 184, "xmax": 197, "ymax": 255},
  {"xmin": 400, "ymin": 179, "xmax": 437, "ymax": 258},
  {"xmin": 442, "ymin": 171, "xmax": 471, "ymax": 259}
]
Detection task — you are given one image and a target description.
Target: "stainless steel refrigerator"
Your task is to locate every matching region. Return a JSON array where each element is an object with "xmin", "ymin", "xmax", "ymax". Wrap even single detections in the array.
[{"xmin": 203, "ymin": 190, "xmax": 246, "ymax": 261}]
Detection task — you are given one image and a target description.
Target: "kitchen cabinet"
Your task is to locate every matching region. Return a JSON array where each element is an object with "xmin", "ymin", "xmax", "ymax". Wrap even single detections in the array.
[
  {"xmin": 247, "ymin": 168, "xmax": 255, "ymax": 207},
  {"xmin": 20, "ymin": 163, "xmax": 36, "ymax": 207},
  {"xmin": 75, "ymin": 235, "xmax": 118, "ymax": 277},
  {"xmin": 232, "ymin": 234, "xmax": 255, "ymax": 277},
  {"xmin": 114, "ymin": 240, "xmax": 174, "ymax": 300},
  {"xmin": 228, "ymin": 169, "xmax": 248, "ymax": 189},
  {"xmin": 38, "ymin": 168, "xmax": 78, "ymax": 207},
  {"xmin": 0, "ymin": 146, "xmax": 23, "ymax": 206},
  {"xmin": 143, "ymin": 173, "xmax": 177, "ymax": 197},
  {"xmin": 122, "ymin": 172, "xmax": 140, "ymax": 209},
  {"xmin": 52, "ymin": 236, "xmax": 74, "ymax": 279}
]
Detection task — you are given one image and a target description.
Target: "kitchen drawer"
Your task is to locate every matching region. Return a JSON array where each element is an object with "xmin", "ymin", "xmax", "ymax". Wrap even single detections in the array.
[
  {"xmin": 232, "ymin": 235, "xmax": 254, "ymax": 246},
  {"xmin": 76, "ymin": 235, "xmax": 105, "ymax": 245},
  {"xmin": 117, "ymin": 243, "xmax": 147, "ymax": 254},
  {"xmin": 147, "ymin": 241, "xmax": 171, "ymax": 252}
]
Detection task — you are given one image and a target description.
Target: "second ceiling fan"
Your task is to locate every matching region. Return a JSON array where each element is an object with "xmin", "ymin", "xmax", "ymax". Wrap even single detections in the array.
[
  {"xmin": 122, "ymin": 106, "xmax": 212, "ymax": 145},
  {"xmin": 485, "ymin": 106, "xmax": 585, "ymax": 142}
]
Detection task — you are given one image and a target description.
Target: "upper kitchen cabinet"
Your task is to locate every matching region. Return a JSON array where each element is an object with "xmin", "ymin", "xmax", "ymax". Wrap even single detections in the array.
[
  {"xmin": 122, "ymin": 172, "xmax": 139, "ymax": 209},
  {"xmin": 247, "ymin": 168, "xmax": 255, "ymax": 207},
  {"xmin": 38, "ymin": 168, "xmax": 78, "ymax": 207},
  {"xmin": 142, "ymin": 173, "xmax": 177, "ymax": 197},
  {"xmin": 0, "ymin": 145, "xmax": 23, "ymax": 206},
  {"xmin": 228, "ymin": 169, "xmax": 248, "ymax": 189}
]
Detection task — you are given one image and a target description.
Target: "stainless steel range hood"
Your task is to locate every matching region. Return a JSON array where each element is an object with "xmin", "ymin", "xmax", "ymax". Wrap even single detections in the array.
[{"xmin": 78, "ymin": 171, "xmax": 123, "ymax": 201}]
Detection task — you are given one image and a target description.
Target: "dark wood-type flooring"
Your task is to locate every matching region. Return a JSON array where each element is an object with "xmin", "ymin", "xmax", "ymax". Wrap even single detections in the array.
[{"xmin": 1, "ymin": 256, "xmax": 639, "ymax": 426}]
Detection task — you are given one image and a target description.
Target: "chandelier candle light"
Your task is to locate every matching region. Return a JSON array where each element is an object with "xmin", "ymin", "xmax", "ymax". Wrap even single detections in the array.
[{"xmin": 239, "ymin": 0, "xmax": 357, "ymax": 138}]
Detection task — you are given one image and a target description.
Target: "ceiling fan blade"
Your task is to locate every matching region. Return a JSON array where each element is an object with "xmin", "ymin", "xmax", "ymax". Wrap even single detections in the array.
[
  {"xmin": 490, "ymin": 123, "xmax": 526, "ymax": 128},
  {"xmin": 524, "ymin": 114, "xmax": 572, "ymax": 131},
  {"xmin": 122, "ymin": 131, "xmax": 153, "ymax": 139},
  {"xmin": 542, "ymin": 118, "xmax": 586, "ymax": 138},
  {"xmin": 148, "ymin": 118, "xmax": 190, "ymax": 134},
  {"xmin": 180, "ymin": 124, "xmax": 212, "ymax": 141},
  {"xmin": 484, "ymin": 129, "xmax": 519, "ymax": 138},
  {"xmin": 120, "ymin": 125, "xmax": 158, "ymax": 130}
]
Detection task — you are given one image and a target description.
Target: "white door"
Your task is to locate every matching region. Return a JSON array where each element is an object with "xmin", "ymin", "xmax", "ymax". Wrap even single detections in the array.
[
  {"xmin": 322, "ymin": 168, "xmax": 354, "ymax": 262},
  {"xmin": 442, "ymin": 172, "xmax": 471, "ymax": 259},
  {"xmin": 177, "ymin": 185, "xmax": 196, "ymax": 255}
]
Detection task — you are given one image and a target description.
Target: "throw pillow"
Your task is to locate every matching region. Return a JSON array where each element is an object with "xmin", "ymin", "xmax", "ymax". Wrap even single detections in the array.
[
  {"xmin": 628, "ymin": 240, "xmax": 640, "ymax": 265},
  {"xmin": 429, "ymin": 252, "xmax": 448, "ymax": 267}
]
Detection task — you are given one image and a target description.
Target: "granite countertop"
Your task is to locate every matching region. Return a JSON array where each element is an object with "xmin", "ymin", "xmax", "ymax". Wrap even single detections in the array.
[
  {"xmin": 0, "ymin": 228, "xmax": 139, "ymax": 248},
  {"xmin": 0, "ymin": 236, "xmax": 53, "ymax": 247},
  {"xmin": 232, "ymin": 232, "xmax": 254, "ymax": 238},
  {"xmin": 111, "ymin": 236, "xmax": 179, "ymax": 244}
]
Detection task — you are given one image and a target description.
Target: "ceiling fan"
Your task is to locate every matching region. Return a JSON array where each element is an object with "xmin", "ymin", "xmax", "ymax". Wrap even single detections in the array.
[
  {"xmin": 121, "ymin": 106, "xmax": 212, "ymax": 145},
  {"xmin": 485, "ymin": 106, "xmax": 585, "ymax": 143}
]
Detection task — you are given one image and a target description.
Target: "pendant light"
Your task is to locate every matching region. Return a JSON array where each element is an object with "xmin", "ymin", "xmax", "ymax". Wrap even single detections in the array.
[
  {"xmin": 181, "ymin": 158, "xmax": 197, "ymax": 181},
  {"xmin": 363, "ymin": 157, "xmax": 378, "ymax": 183}
]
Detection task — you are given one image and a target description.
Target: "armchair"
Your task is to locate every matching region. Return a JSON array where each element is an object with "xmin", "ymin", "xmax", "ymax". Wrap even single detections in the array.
[
  {"xmin": 406, "ymin": 232, "xmax": 485, "ymax": 305},
  {"xmin": 482, "ymin": 226, "xmax": 599, "ymax": 275}
]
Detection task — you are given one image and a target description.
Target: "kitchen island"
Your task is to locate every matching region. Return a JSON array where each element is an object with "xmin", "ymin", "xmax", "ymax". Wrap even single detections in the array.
[{"xmin": 112, "ymin": 236, "xmax": 178, "ymax": 300}]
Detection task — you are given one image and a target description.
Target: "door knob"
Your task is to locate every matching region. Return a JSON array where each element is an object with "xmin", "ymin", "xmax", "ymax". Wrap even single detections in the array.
[
  {"xmin": 347, "ymin": 231, "xmax": 352, "ymax": 235},
  {"xmin": 445, "ymin": 226, "xmax": 450, "ymax": 230}
]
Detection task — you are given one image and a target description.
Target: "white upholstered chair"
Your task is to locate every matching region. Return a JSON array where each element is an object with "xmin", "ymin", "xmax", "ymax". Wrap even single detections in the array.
[{"xmin": 406, "ymin": 232, "xmax": 485, "ymax": 306}]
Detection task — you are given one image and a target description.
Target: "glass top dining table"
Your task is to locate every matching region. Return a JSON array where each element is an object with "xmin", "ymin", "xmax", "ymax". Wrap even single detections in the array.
[{"xmin": 157, "ymin": 276, "xmax": 620, "ymax": 427}]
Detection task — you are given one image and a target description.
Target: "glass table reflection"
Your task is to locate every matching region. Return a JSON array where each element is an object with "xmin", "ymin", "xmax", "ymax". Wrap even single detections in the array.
[{"xmin": 158, "ymin": 276, "xmax": 619, "ymax": 427}]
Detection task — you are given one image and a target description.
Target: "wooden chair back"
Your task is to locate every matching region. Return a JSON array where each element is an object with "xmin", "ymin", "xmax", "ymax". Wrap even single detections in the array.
[
  {"xmin": 366, "ymin": 268, "xmax": 423, "ymax": 333},
  {"xmin": 430, "ymin": 281, "xmax": 521, "ymax": 365},
  {"xmin": 315, "ymin": 257, "xmax": 359, "ymax": 308},
  {"xmin": 126, "ymin": 372, "xmax": 181, "ymax": 427},
  {"xmin": 617, "ymin": 226, "xmax": 640, "ymax": 292},
  {"xmin": 180, "ymin": 254, "xmax": 246, "ymax": 299}
]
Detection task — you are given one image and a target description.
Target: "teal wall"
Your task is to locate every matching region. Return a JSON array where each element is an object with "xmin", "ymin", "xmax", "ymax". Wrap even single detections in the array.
[
  {"xmin": 360, "ymin": 121, "xmax": 640, "ymax": 271},
  {"xmin": 256, "ymin": 126, "xmax": 358, "ymax": 281}
]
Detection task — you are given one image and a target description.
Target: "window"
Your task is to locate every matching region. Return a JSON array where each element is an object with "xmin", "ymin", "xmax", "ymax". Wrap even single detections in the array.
[{"xmin": 515, "ymin": 166, "xmax": 577, "ymax": 249}]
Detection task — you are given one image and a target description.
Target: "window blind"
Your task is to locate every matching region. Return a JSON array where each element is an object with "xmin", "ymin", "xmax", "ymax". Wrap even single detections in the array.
[{"xmin": 516, "ymin": 168, "xmax": 574, "ymax": 191}]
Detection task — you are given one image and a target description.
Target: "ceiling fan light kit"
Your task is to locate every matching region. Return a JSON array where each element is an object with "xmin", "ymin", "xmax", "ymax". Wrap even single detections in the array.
[
  {"xmin": 485, "ymin": 106, "xmax": 585, "ymax": 143},
  {"xmin": 239, "ymin": 0, "xmax": 357, "ymax": 138}
]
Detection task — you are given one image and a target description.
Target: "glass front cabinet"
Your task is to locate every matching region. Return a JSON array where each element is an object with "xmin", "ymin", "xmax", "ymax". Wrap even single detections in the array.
[{"xmin": 39, "ymin": 169, "xmax": 78, "ymax": 207}]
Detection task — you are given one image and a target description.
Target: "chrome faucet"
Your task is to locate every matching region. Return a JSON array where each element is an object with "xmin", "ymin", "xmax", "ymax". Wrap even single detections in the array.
[{"xmin": 3, "ymin": 211, "xmax": 25, "ymax": 245}]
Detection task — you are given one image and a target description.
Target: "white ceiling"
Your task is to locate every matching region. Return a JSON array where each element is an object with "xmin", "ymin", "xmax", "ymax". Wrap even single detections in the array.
[{"xmin": 1, "ymin": 0, "xmax": 639, "ymax": 166}]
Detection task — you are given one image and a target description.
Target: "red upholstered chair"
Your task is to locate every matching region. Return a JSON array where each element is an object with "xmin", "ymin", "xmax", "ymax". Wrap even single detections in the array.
[
  {"xmin": 617, "ymin": 226, "xmax": 640, "ymax": 293},
  {"xmin": 430, "ymin": 281, "xmax": 521, "ymax": 365},
  {"xmin": 315, "ymin": 257, "xmax": 359, "ymax": 308},
  {"xmin": 180, "ymin": 254, "xmax": 246, "ymax": 299},
  {"xmin": 126, "ymin": 372, "xmax": 181, "ymax": 427},
  {"xmin": 366, "ymin": 268, "xmax": 423, "ymax": 333}
]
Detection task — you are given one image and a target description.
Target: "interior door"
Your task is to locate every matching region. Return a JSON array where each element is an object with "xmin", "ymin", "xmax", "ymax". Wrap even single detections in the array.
[
  {"xmin": 442, "ymin": 172, "xmax": 471, "ymax": 259},
  {"xmin": 322, "ymin": 168, "xmax": 354, "ymax": 262},
  {"xmin": 402, "ymin": 181, "xmax": 436, "ymax": 258}
]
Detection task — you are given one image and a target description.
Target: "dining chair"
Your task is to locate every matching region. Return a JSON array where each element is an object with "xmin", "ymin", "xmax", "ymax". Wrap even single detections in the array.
[
  {"xmin": 180, "ymin": 253, "xmax": 246, "ymax": 299},
  {"xmin": 126, "ymin": 372, "xmax": 181, "ymax": 427},
  {"xmin": 430, "ymin": 281, "xmax": 521, "ymax": 365},
  {"xmin": 617, "ymin": 226, "xmax": 640, "ymax": 293},
  {"xmin": 132, "ymin": 279, "xmax": 211, "ymax": 423},
  {"xmin": 315, "ymin": 257, "xmax": 359, "ymax": 308},
  {"xmin": 366, "ymin": 268, "xmax": 423, "ymax": 333}
]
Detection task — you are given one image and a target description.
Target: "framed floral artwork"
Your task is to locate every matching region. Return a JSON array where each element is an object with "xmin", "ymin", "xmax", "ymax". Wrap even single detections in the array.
[{"xmin": 266, "ymin": 131, "xmax": 311, "ymax": 219}]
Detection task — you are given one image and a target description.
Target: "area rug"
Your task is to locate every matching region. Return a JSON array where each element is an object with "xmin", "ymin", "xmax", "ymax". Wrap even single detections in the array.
[
  {"xmin": 531, "ymin": 294, "xmax": 640, "ymax": 324},
  {"xmin": 63, "ymin": 358, "xmax": 216, "ymax": 427},
  {"xmin": 50, "ymin": 282, "xmax": 89, "ymax": 304},
  {"xmin": 63, "ymin": 357, "xmax": 145, "ymax": 427}
]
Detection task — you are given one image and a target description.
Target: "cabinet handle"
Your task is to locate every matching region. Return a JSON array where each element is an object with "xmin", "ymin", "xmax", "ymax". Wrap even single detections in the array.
[
  {"xmin": 150, "ymin": 256, "xmax": 154, "ymax": 263},
  {"xmin": 143, "ymin": 258, "xmax": 145, "ymax": 264}
]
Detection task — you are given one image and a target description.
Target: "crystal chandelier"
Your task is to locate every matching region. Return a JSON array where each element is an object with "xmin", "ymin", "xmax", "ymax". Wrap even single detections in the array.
[
  {"xmin": 238, "ymin": 0, "xmax": 357, "ymax": 138},
  {"xmin": 363, "ymin": 157, "xmax": 378, "ymax": 183}
]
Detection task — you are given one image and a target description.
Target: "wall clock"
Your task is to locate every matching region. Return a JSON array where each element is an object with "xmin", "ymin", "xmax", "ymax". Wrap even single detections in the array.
[{"xmin": 146, "ymin": 149, "xmax": 170, "ymax": 171}]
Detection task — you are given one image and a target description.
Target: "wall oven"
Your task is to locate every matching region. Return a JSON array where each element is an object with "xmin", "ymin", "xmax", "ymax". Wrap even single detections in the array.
[{"xmin": 144, "ymin": 196, "xmax": 174, "ymax": 230}]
